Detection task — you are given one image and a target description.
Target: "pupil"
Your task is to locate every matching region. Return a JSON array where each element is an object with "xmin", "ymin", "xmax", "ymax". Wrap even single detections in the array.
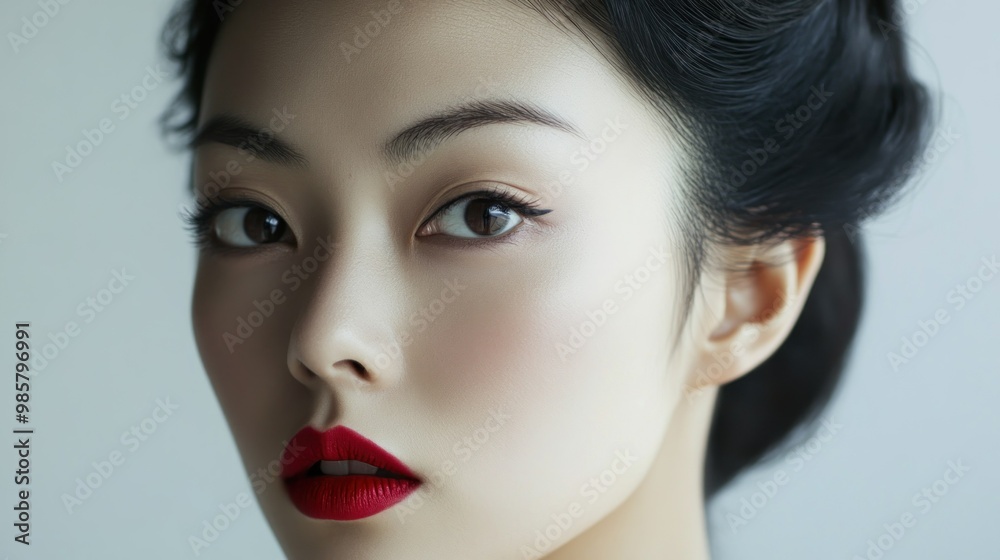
[
  {"xmin": 244, "ymin": 208, "xmax": 286, "ymax": 243},
  {"xmin": 464, "ymin": 199, "xmax": 511, "ymax": 236}
]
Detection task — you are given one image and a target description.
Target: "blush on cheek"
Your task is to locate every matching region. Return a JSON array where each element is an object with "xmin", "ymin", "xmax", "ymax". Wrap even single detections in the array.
[
  {"xmin": 419, "ymin": 310, "xmax": 530, "ymax": 399},
  {"xmin": 411, "ymin": 292, "xmax": 579, "ymax": 412}
]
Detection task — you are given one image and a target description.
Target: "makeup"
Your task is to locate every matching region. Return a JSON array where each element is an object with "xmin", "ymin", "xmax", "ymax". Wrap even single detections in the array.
[{"xmin": 281, "ymin": 425, "xmax": 421, "ymax": 521}]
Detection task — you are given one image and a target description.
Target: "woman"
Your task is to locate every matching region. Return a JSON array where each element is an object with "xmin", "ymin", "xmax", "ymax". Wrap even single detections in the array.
[{"xmin": 161, "ymin": 0, "xmax": 931, "ymax": 557}]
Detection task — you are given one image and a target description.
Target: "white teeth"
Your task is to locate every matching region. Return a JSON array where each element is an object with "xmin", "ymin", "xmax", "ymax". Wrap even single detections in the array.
[
  {"xmin": 319, "ymin": 460, "xmax": 349, "ymax": 476},
  {"xmin": 318, "ymin": 460, "xmax": 379, "ymax": 476},
  {"xmin": 348, "ymin": 460, "xmax": 379, "ymax": 475}
]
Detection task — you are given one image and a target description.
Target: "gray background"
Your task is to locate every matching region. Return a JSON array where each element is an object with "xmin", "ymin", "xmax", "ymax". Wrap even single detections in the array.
[{"xmin": 0, "ymin": 1, "xmax": 995, "ymax": 558}]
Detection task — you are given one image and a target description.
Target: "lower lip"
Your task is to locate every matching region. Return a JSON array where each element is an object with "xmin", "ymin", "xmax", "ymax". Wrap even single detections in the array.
[{"xmin": 285, "ymin": 475, "xmax": 421, "ymax": 520}]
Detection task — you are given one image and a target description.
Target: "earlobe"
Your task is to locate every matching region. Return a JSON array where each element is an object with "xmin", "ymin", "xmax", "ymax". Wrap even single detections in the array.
[{"xmin": 688, "ymin": 236, "xmax": 826, "ymax": 392}]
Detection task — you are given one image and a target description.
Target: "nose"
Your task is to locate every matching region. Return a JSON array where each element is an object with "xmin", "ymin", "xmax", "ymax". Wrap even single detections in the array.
[{"xmin": 286, "ymin": 234, "xmax": 404, "ymax": 395}]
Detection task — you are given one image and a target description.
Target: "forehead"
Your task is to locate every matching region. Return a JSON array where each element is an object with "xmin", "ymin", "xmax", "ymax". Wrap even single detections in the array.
[{"xmin": 200, "ymin": 0, "xmax": 647, "ymax": 154}]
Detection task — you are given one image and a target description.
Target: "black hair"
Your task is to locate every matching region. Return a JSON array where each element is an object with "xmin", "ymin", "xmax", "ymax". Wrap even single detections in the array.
[{"xmin": 160, "ymin": 0, "xmax": 932, "ymax": 498}]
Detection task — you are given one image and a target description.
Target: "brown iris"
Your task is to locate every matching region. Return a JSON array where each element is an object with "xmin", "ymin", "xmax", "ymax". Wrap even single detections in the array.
[
  {"xmin": 464, "ymin": 199, "xmax": 514, "ymax": 236},
  {"xmin": 242, "ymin": 207, "xmax": 287, "ymax": 243}
]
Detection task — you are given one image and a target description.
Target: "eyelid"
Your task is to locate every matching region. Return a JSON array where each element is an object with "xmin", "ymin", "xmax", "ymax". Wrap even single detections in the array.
[
  {"xmin": 413, "ymin": 183, "xmax": 555, "ymax": 249},
  {"xmin": 182, "ymin": 190, "xmax": 297, "ymax": 253},
  {"xmin": 420, "ymin": 184, "xmax": 550, "ymax": 230}
]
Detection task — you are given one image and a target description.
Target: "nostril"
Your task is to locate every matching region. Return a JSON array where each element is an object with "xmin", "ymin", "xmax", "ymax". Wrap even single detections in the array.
[{"xmin": 340, "ymin": 359, "xmax": 371, "ymax": 382}]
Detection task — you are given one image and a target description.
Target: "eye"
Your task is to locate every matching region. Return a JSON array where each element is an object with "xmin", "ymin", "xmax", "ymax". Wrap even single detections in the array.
[
  {"xmin": 437, "ymin": 197, "xmax": 522, "ymax": 238},
  {"xmin": 213, "ymin": 206, "xmax": 290, "ymax": 247},
  {"xmin": 419, "ymin": 188, "xmax": 551, "ymax": 240}
]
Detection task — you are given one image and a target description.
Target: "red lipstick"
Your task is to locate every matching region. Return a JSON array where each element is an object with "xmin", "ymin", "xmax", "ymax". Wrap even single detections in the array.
[{"xmin": 281, "ymin": 425, "xmax": 421, "ymax": 521}]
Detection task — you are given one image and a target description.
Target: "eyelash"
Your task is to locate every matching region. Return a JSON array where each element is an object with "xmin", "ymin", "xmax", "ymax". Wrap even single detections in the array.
[
  {"xmin": 422, "ymin": 184, "xmax": 549, "ymax": 227},
  {"xmin": 181, "ymin": 185, "xmax": 551, "ymax": 251},
  {"xmin": 181, "ymin": 193, "xmax": 277, "ymax": 253}
]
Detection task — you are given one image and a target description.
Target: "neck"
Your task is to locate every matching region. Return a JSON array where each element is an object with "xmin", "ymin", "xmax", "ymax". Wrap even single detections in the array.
[{"xmin": 545, "ymin": 386, "xmax": 716, "ymax": 560}]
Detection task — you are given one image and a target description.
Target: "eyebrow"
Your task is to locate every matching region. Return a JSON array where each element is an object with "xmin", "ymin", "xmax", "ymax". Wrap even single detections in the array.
[
  {"xmin": 191, "ymin": 99, "xmax": 584, "ymax": 171},
  {"xmin": 190, "ymin": 114, "xmax": 309, "ymax": 168},
  {"xmin": 382, "ymin": 99, "xmax": 585, "ymax": 165}
]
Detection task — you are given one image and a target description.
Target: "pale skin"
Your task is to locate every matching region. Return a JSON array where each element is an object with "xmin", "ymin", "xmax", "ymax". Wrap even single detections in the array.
[{"xmin": 188, "ymin": 1, "xmax": 825, "ymax": 558}]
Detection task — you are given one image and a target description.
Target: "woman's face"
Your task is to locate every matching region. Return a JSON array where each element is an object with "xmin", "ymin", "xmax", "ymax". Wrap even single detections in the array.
[{"xmin": 191, "ymin": 0, "xmax": 702, "ymax": 557}]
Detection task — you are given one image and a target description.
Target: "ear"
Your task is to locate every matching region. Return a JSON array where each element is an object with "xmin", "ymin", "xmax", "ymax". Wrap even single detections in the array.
[{"xmin": 686, "ymin": 235, "xmax": 826, "ymax": 393}]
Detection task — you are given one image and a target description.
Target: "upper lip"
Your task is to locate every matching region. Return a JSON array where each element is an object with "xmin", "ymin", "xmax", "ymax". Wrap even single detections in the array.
[{"xmin": 280, "ymin": 425, "xmax": 419, "ymax": 481}]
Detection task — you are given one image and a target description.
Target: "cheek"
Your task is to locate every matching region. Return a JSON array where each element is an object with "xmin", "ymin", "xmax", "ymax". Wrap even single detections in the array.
[
  {"xmin": 409, "ymin": 222, "xmax": 680, "ymax": 422},
  {"xmin": 403, "ymin": 238, "xmax": 680, "ymax": 535},
  {"xmin": 191, "ymin": 262, "xmax": 303, "ymax": 463}
]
